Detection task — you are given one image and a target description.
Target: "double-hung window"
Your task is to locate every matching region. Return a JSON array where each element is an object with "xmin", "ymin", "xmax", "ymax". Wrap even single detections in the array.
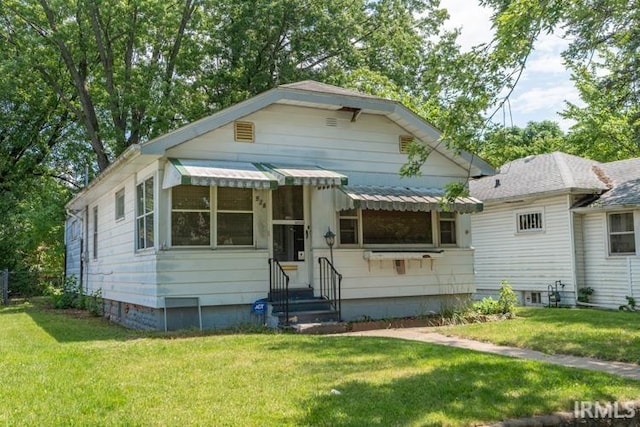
[
  {"xmin": 171, "ymin": 185, "xmax": 211, "ymax": 246},
  {"xmin": 608, "ymin": 212, "xmax": 636, "ymax": 255},
  {"xmin": 216, "ymin": 188, "xmax": 253, "ymax": 246},
  {"xmin": 136, "ymin": 177, "xmax": 154, "ymax": 250},
  {"xmin": 93, "ymin": 206, "xmax": 98, "ymax": 259}
]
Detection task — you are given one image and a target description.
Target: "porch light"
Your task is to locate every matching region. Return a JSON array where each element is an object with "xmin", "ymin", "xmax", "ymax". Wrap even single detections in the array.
[
  {"xmin": 324, "ymin": 228, "xmax": 336, "ymax": 248},
  {"xmin": 324, "ymin": 227, "xmax": 336, "ymax": 265}
]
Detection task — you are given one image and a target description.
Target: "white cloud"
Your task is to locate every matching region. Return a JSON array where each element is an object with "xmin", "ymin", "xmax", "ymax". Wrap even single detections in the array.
[
  {"xmin": 439, "ymin": 0, "xmax": 494, "ymax": 51},
  {"xmin": 440, "ymin": 0, "xmax": 579, "ymax": 129}
]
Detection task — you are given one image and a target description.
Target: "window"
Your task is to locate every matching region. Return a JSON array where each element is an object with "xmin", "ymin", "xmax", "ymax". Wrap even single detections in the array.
[
  {"xmin": 172, "ymin": 185, "xmax": 210, "ymax": 246},
  {"xmin": 339, "ymin": 209, "xmax": 359, "ymax": 245},
  {"xmin": 169, "ymin": 186, "xmax": 254, "ymax": 247},
  {"xmin": 609, "ymin": 212, "xmax": 635, "ymax": 255},
  {"xmin": 439, "ymin": 211, "xmax": 457, "ymax": 245},
  {"xmin": 517, "ymin": 211, "xmax": 543, "ymax": 233},
  {"xmin": 136, "ymin": 177, "xmax": 154, "ymax": 250},
  {"xmin": 362, "ymin": 210, "xmax": 432, "ymax": 245},
  {"xmin": 70, "ymin": 219, "xmax": 78, "ymax": 241},
  {"xmin": 115, "ymin": 189, "xmax": 125, "ymax": 221},
  {"xmin": 93, "ymin": 206, "xmax": 98, "ymax": 259},
  {"xmin": 531, "ymin": 292, "xmax": 542, "ymax": 304},
  {"xmin": 217, "ymin": 188, "xmax": 253, "ymax": 246}
]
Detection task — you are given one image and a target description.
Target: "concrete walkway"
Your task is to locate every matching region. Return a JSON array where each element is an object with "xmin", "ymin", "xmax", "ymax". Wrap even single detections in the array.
[{"xmin": 343, "ymin": 328, "xmax": 640, "ymax": 381}]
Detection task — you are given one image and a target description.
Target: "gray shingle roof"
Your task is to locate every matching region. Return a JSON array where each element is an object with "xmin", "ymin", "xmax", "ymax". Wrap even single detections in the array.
[
  {"xmin": 278, "ymin": 80, "xmax": 382, "ymax": 99},
  {"xmin": 470, "ymin": 151, "xmax": 640, "ymax": 208},
  {"xmin": 470, "ymin": 152, "xmax": 607, "ymax": 202}
]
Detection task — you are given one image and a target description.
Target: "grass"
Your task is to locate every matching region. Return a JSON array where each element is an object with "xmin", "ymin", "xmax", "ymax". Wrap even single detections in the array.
[
  {"xmin": 442, "ymin": 307, "xmax": 640, "ymax": 363},
  {"xmin": 2, "ymin": 301, "xmax": 640, "ymax": 426}
]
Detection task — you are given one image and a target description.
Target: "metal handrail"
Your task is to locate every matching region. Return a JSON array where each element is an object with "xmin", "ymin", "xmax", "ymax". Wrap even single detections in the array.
[
  {"xmin": 318, "ymin": 257, "xmax": 342, "ymax": 321},
  {"xmin": 268, "ymin": 258, "xmax": 290, "ymax": 324}
]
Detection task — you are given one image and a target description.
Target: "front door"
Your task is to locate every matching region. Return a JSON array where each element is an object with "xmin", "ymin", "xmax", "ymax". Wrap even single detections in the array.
[{"xmin": 271, "ymin": 186, "xmax": 309, "ymax": 285}]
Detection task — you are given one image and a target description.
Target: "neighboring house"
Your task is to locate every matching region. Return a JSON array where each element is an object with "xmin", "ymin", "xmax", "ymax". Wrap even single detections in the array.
[
  {"xmin": 470, "ymin": 151, "xmax": 640, "ymax": 308},
  {"xmin": 64, "ymin": 81, "xmax": 492, "ymax": 330}
]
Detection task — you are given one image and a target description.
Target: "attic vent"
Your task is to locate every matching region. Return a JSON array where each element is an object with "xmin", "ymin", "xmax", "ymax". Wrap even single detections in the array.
[
  {"xmin": 325, "ymin": 117, "xmax": 338, "ymax": 127},
  {"xmin": 234, "ymin": 121, "xmax": 255, "ymax": 142},
  {"xmin": 399, "ymin": 135, "xmax": 414, "ymax": 153}
]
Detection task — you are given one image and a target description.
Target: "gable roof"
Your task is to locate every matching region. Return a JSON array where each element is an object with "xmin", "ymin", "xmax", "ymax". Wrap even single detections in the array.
[
  {"xmin": 139, "ymin": 80, "xmax": 494, "ymax": 176},
  {"xmin": 470, "ymin": 151, "xmax": 640, "ymax": 208}
]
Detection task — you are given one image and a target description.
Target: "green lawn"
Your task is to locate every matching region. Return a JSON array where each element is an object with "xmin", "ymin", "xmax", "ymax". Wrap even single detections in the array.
[
  {"xmin": 442, "ymin": 307, "xmax": 640, "ymax": 363},
  {"xmin": 2, "ymin": 302, "xmax": 640, "ymax": 426}
]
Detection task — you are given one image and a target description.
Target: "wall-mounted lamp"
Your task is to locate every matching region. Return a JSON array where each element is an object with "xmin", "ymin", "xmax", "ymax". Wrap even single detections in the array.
[{"xmin": 324, "ymin": 227, "xmax": 336, "ymax": 264}]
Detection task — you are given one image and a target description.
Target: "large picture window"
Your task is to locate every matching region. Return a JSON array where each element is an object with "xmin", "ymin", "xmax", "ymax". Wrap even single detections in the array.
[
  {"xmin": 362, "ymin": 210, "xmax": 432, "ymax": 245},
  {"xmin": 609, "ymin": 212, "xmax": 636, "ymax": 255},
  {"xmin": 136, "ymin": 177, "xmax": 154, "ymax": 250},
  {"xmin": 339, "ymin": 209, "xmax": 456, "ymax": 247}
]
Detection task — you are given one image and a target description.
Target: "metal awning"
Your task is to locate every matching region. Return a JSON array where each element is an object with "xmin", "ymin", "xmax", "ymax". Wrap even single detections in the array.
[
  {"xmin": 336, "ymin": 185, "xmax": 483, "ymax": 213},
  {"xmin": 262, "ymin": 163, "xmax": 348, "ymax": 187},
  {"xmin": 162, "ymin": 159, "xmax": 278, "ymax": 190}
]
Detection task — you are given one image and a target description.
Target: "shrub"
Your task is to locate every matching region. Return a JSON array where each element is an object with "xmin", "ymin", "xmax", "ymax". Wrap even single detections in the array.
[
  {"xmin": 498, "ymin": 281, "xmax": 518, "ymax": 315},
  {"xmin": 49, "ymin": 276, "xmax": 103, "ymax": 316},
  {"xmin": 577, "ymin": 287, "xmax": 594, "ymax": 303},
  {"xmin": 473, "ymin": 297, "xmax": 500, "ymax": 315}
]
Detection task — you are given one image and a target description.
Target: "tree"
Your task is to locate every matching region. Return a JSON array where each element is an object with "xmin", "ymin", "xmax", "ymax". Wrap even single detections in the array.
[
  {"xmin": 481, "ymin": 0, "xmax": 640, "ymax": 160},
  {"xmin": 478, "ymin": 120, "xmax": 567, "ymax": 167}
]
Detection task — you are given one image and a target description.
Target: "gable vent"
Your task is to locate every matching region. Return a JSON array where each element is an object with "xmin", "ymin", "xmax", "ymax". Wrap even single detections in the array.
[
  {"xmin": 399, "ymin": 135, "xmax": 414, "ymax": 153},
  {"xmin": 325, "ymin": 117, "xmax": 338, "ymax": 127},
  {"xmin": 234, "ymin": 121, "xmax": 255, "ymax": 142}
]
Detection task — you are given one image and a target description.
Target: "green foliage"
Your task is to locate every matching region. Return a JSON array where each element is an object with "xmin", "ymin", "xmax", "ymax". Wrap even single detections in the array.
[
  {"xmin": 473, "ymin": 297, "xmax": 501, "ymax": 315},
  {"xmin": 49, "ymin": 276, "xmax": 102, "ymax": 316},
  {"xmin": 498, "ymin": 280, "xmax": 518, "ymax": 314},
  {"xmin": 577, "ymin": 287, "xmax": 594, "ymax": 303},
  {"xmin": 478, "ymin": 121, "xmax": 567, "ymax": 167},
  {"xmin": 473, "ymin": 281, "xmax": 518, "ymax": 315}
]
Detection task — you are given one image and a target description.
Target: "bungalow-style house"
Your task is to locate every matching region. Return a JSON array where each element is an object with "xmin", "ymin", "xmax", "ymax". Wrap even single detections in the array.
[
  {"xmin": 64, "ymin": 81, "xmax": 492, "ymax": 330},
  {"xmin": 470, "ymin": 151, "xmax": 640, "ymax": 308}
]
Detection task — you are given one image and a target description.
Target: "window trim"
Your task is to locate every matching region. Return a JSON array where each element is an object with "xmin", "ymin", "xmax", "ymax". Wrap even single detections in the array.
[
  {"xmin": 607, "ymin": 211, "xmax": 637, "ymax": 256},
  {"xmin": 515, "ymin": 210, "xmax": 545, "ymax": 234},
  {"xmin": 215, "ymin": 187, "xmax": 254, "ymax": 248},
  {"xmin": 92, "ymin": 206, "xmax": 98, "ymax": 260},
  {"xmin": 136, "ymin": 176, "xmax": 155, "ymax": 251},
  {"xmin": 115, "ymin": 188, "xmax": 125, "ymax": 221}
]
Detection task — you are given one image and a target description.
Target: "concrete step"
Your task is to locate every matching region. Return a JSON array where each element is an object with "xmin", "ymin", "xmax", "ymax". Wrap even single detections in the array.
[{"xmin": 280, "ymin": 309, "xmax": 340, "ymax": 324}]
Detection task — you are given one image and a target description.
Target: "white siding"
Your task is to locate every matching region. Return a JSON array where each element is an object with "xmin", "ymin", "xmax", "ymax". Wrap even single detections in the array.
[
  {"xmin": 472, "ymin": 195, "xmax": 576, "ymax": 295},
  {"xmin": 85, "ymin": 175, "xmax": 158, "ymax": 307},
  {"xmin": 156, "ymin": 250, "xmax": 270, "ymax": 306},
  {"xmin": 312, "ymin": 248, "xmax": 474, "ymax": 299},
  {"xmin": 581, "ymin": 210, "xmax": 640, "ymax": 308},
  {"xmin": 64, "ymin": 216, "xmax": 82, "ymax": 279},
  {"xmin": 166, "ymin": 104, "xmax": 469, "ymax": 188}
]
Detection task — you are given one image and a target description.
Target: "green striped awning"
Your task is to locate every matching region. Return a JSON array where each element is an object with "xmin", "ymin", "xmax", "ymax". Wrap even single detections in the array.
[
  {"xmin": 336, "ymin": 185, "xmax": 483, "ymax": 213},
  {"xmin": 262, "ymin": 163, "xmax": 348, "ymax": 187},
  {"xmin": 162, "ymin": 159, "xmax": 278, "ymax": 190}
]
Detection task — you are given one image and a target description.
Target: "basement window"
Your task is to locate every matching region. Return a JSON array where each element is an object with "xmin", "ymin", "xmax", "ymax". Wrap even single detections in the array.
[{"xmin": 234, "ymin": 121, "xmax": 255, "ymax": 142}]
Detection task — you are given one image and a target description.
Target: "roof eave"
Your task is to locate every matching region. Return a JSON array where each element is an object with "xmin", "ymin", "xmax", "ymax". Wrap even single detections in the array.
[{"xmin": 479, "ymin": 187, "xmax": 603, "ymax": 205}]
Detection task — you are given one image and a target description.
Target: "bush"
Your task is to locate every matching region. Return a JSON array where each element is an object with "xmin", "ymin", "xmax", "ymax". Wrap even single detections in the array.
[
  {"xmin": 473, "ymin": 297, "xmax": 500, "ymax": 315},
  {"xmin": 498, "ymin": 281, "xmax": 518, "ymax": 315},
  {"xmin": 48, "ymin": 276, "xmax": 103, "ymax": 316},
  {"xmin": 473, "ymin": 281, "xmax": 518, "ymax": 316}
]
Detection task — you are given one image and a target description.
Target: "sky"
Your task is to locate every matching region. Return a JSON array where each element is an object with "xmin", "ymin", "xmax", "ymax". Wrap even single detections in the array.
[{"xmin": 439, "ymin": 0, "xmax": 582, "ymax": 130}]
